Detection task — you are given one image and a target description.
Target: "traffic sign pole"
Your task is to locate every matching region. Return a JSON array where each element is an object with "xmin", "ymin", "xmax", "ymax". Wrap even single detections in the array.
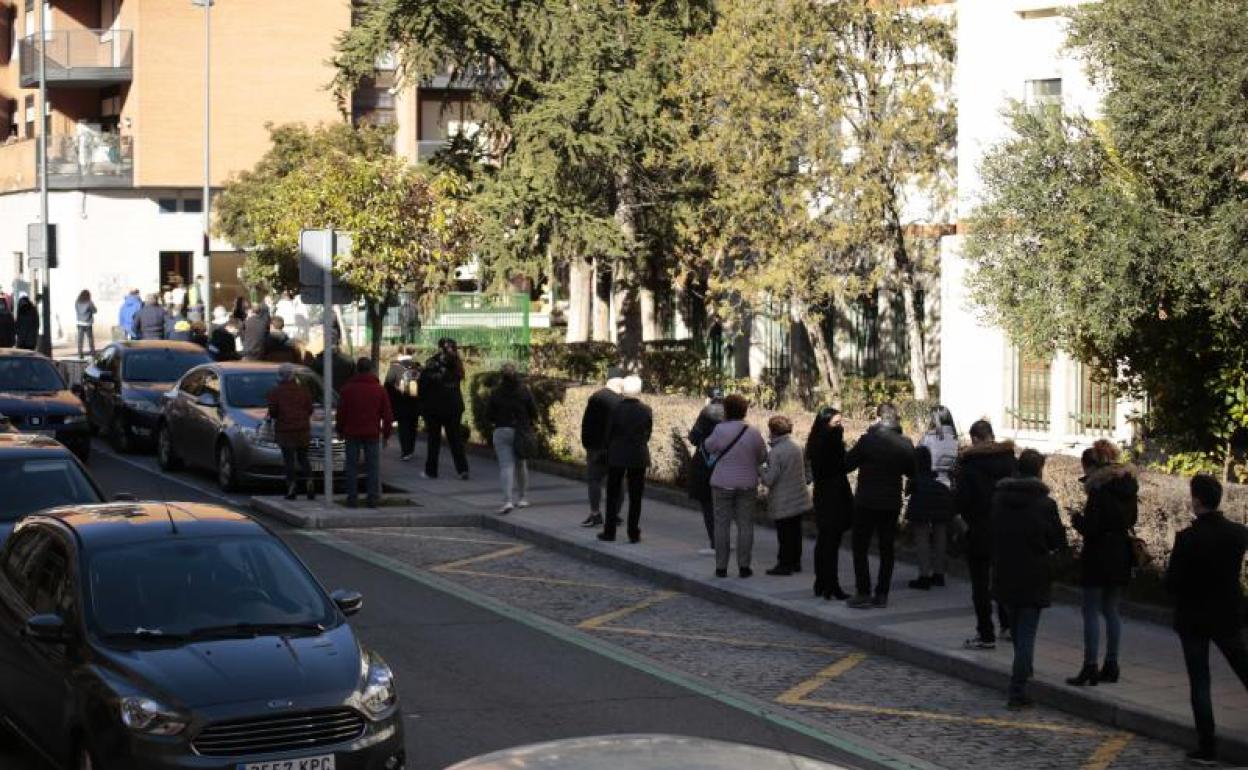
[{"xmin": 322, "ymin": 229, "xmax": 334, "ymax": 504}]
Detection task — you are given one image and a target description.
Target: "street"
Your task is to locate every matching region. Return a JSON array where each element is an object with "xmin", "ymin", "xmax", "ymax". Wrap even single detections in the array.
[{"xmin": 0, "ymin": 438, "xmax": 1191, "ymax": 769}]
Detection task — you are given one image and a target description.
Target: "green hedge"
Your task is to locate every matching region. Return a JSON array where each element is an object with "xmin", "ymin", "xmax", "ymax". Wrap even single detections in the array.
[{"xmin": 467, "ymin": 371, "xmax": 571, "ymax": 459}]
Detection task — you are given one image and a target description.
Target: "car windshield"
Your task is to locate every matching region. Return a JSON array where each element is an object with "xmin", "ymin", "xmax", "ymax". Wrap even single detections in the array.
[
  {"xmin": 0, "ymin": 358, "xmax": 64, "ymax": 392},
  {"xmin": 0, "ymin": 456, "xmax": 102, "ymax": 522},
  {"xmin": 123, "ymin": 350, "xmax": 211, "ymax": 383},
  {"xmin": 225, "ymin": 372, "xmax": 326, "ymax": 409},
  {"xmin": 86, "ymin": 535, "xmax": 336, "ymax": 640}
]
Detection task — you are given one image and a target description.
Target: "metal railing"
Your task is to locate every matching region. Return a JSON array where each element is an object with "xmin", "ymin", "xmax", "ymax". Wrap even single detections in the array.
[
  {"xmin": 20, "ymin": 29, "xmax": 134, "ymax": 85},
  {"xmin": 40, "ymin": 133, "xmax": 134, "ymax": 187}
]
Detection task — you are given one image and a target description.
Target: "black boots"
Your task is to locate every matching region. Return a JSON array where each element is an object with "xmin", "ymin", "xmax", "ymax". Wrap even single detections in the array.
[
  {"xmin": 1066, "ymin": 663, "xmax": 1100, "ymax": 687},
  {"xmin": 814, "ymin": 580, "xmax": 850, "ymax": 601},
  {"xmin": 1098, "ymin": 660, "xmax": 1120, "ymax": 683},
  {"xmin": 284, "ymin": 483, "xmax": 298, "ymax": 501}
]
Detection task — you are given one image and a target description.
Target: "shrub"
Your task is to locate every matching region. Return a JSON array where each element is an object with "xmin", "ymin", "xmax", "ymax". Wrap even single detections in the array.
[
  {"xmin": 467, "ymin": 371, "xmax": 571, "ymax": 459},
  {"xmin": 528, "ymin": 341, "xmax": 619, "ymax": 383},
  {"xmin": 641, "ymin": 342, "xmax": 720, "ymax": 396}
]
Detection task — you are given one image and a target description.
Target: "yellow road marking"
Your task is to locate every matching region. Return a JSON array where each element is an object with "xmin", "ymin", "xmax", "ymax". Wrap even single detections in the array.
[
  {"xmin": 578, "ymin": 590, "xmax": 679, "ymax": 630},
  {"xmin": 776, "ymin": 654, "xmax": 868, "ymax": 703},
  {"xmin": 785, "ymin": 695, "xmax": 1105, "ymax": 737},
  {"xmin": 431, "ymin": 543, "xmax": 531, "ymax": 572},
  {"xmin": 359, "ymin": 531, "xmax": 515, "ymax": 546},
  {"xmin": 594, "ymin": 625, "xmax": 842, "ymax": 655},
  {"xmin": 444, "ymin": 569, "xmax": 630, "ymax": 591},
  {"xmin": 1082, "ymin": 733, "xmax": 1133, "ymax": 770}
]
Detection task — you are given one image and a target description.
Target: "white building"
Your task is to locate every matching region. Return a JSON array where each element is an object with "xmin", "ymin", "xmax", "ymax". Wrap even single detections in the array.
[{"xmin": 939, "ymin": 0, "xmax": 1142, "ymax": 453}]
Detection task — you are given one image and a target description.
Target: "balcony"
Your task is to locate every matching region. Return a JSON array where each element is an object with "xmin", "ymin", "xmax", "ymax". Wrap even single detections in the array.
[
  {"xmin": 19, "ymin": 29, "xmax": 134, "ymax": 88},
  {"xmin": 0, "ymin": 133, "xmax": 134, "ymax": 191}
]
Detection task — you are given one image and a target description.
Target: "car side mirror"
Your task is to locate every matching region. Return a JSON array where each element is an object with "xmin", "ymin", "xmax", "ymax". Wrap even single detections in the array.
[
  {"xmin": 330, "ymin": 589, "xmax": 363, "ymax": 617},
  {"xmin": 24, "ymin": 614, "xmax": 68, "ymax": 643},
  {"xmin": 196, "ymin": 392, "xmax": 219, "ymax": 408}
]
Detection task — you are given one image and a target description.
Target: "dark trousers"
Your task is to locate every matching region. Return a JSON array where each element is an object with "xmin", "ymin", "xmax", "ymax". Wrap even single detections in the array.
[
  {"xmin": 1008, "ymin": 605, "xmax": 1042, "ymax": 700},
  {"xmin": 605, "ymin": 466, "xmax": 645, "ymax": 539},
  {"xmin": 345, "ymin": 438, "xmax": 381, "ymax": 505},
  {"xmin": 851, "ymin": 505, "xmax": 900, "ymax": 597},
  {"xmin": 425, "ymin": 414, "xmax": 469, "ymax": 477},
  {"xmin": 1180, "ymin": 629, "xmax": 1248, "ymax": 751},
  {"xmin": 280, "ymin": 446, "xmax": 310, "ymax": 490},
  {"xmin": 775, "ymin": 516, "xmax": 803, "ymax": 569},
  {"xmin": 698, "ymin": 497, "xmax": 715, "ymax": 548},
  {"xmin": 396, "ymin": 409, "xmax": 419, "ymax": 456},
  {"xmin": 969, "ymin": 556, "xmax": 1010, "ymax": 642},
  {"xmin": 814, "ymin": 515, "xmax": 850, "ymax": 592},
  {"xmin": 76, "ymin": 325, "xmax": 95, "ymax": 357},
  {"xmin": 587, "ymin": 451, "xmax": 609, "ymax": 514}
]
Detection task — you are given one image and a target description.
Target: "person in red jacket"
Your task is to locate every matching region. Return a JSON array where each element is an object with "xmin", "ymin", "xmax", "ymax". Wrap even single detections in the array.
[{"xmin": 335, "ymin": 357, "xmax": 393, "ymax": 508}]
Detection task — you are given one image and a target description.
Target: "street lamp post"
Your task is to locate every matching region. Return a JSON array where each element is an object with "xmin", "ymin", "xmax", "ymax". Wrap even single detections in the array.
[
  {"xmin": 193, "ymin": 0, "xmax": 213, "ymax": 317},
  {"xmin": 36, "ymin": 0, "xmax": 51, "ymax": 356}
]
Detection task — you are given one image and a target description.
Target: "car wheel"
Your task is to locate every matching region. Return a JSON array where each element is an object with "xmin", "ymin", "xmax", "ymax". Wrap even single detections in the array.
[
  {"xmin": 157, "ymin": 422, "xmax": 183, "ymax": 471},
  {"xmin": 217, "ymin": 442, "xmax": 240, "ymax": 492},
  {"xmin": 109, "ymin": 414, "xmax": 132, "ymax": 454}
]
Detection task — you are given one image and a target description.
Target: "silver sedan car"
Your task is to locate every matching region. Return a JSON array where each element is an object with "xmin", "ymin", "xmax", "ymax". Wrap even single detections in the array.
[{"xmin": 156, "ymin": 361, "xmax": 345, "ymax": 491}]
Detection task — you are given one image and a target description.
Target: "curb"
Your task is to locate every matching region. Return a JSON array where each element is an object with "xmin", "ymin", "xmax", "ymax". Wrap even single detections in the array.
[
  {"xmin": 479, "ymin": 514, "xmax": 1247, "ymax": 763},
  {"xmin": 250, "ymin": 497, "xmax": 482, "ymax": 529}
]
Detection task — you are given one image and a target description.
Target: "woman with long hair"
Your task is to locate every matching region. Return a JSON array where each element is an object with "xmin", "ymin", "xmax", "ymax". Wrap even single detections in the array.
[
  {"xmin": 74, "ymin": 289, "xmax": 98, "ymax": 358},
  {"xmin": 486, "ymin": 362, "xmax": 538, "ymax": 514},
  {"xmin": 910, "ymin": 405, "xmax": 959, "ymax": 589},
  {"xmin": 807, "ymin": 407, "xmax": 854, "ymax": 599}
]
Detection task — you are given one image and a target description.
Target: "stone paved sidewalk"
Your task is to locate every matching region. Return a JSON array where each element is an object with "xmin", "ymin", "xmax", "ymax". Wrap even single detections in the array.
[{"xmin": 260, "ymin": 438, "xmax": 1248, "ymax": 762}]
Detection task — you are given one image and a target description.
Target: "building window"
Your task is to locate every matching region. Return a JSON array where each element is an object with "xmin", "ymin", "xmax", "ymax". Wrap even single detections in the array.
[
  {"xmin": 1025, "ymin": 78, "xmax": 1062, "ymax": 113},
  {"xmin": 23, "ymin": 95, "xmax": 34, "ymax": 138},
  {"xmin": 182, "ymin": 197, "xmax": 203, "ymax": 214},
  {"xmin": 1008, "ymin": 348, "xmax": 1052, "ymax": 432},
  {"xmin": 1073, "ymin": 363, "xmax": 1116, "ymax": 436},
  {"xmin": 157, "ymin": 198, "xmax": 178, "ymax": 214},
  {"xmin": 1018, "ymin": 8, "xmax": 1061, "ymax": 20}
]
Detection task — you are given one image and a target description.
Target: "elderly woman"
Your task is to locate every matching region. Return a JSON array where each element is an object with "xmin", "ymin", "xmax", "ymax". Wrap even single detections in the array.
[
  {"xmin": 703, "ymin": 394, "xmax": 768, "ymax": 578},
  {"xmin": 265, "ymin": 364, "xmax": 315, "ymax": 501},
  {"xmin": 761, "ymin": 415, "xmax": 812, "ymax": 576}
]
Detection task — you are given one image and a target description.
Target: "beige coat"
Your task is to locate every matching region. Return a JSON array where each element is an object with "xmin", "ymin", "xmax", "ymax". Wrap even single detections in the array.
[{"xmin": 761, "ymin": 434, "xmax": 813, "ymax": 520}]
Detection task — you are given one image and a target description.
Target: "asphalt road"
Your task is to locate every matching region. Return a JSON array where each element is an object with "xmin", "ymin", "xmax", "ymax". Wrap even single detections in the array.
[{"xmin": 0, "ymin": 443, "xmax": 878, "ymax": 770}]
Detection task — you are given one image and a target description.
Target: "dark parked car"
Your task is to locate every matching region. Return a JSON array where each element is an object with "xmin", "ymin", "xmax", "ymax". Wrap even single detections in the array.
[
  {"xmin": 81, "ymin": 342, "xmax": 213, "ymax": 453},
  {"xmin": 0, "ymin": 433, "xmax": 105, "ymax": 543},
  {"xmin": 0, "ymin": 349, "xmax": 90, "ymax": 460},
  {"xmin": 0, "ymin": 502, "xmax": 404, "ymax": 770},
  {"xmin": 157, "ymin": 362, "xmax": 344, "ymax": 492}
]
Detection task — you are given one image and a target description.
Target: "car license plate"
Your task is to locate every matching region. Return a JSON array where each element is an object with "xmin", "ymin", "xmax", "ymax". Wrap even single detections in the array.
[
  {"xmin": 310, "ymin": 461, "xmax": 344, "ymax": 473},
  {"xmin": 238, "ymin": 755, "xmax": 334, "ymax": 770}
]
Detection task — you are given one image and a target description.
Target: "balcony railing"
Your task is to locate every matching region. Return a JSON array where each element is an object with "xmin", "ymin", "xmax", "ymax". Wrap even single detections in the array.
[
  {"xmin": 39, "ymin": 133, "xmax": 134, "ymax": 189},
  {"xmin": 19, "ymin": 29, "xmax": 134, "ymax": 88}
]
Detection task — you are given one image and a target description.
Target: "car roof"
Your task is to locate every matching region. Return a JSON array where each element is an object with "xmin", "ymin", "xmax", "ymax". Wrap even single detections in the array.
[
  {"xmin": 212, "ymin": 362, "xmax": 312, "ymax": 375},
  {"xmin": 30, "ymin": 502, "xmax": 265, "ymax": 547},
  {"xmin": 0, "ymin": 433, "xmax": 77, "ymax": 456},
  {"xmin": 115, "ymin": 341, "xmax": 209, "ymax": 354},
  {"xmin": 0, "ymin": 349, "xmax": 52, "ymax": 361}
]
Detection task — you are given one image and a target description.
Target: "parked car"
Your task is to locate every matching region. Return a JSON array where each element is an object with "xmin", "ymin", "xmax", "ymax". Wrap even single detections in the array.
[
  {"xmin": 0, "ymin": 349, "xmax": 90, "ymax": 460},
  {"xmin": 445, "ymin": 735, "xmax": 852, "ymax": 770},
  {"xmin": 157, "ymin": 362, "xmax": 344, "ymax": 492},
  {"xmin": 0, "ymin": 433, "xmax": 105, "ymax": 543},
  {"xmin": 0, "ymin": 502, "xmax": 404, "ymax": 769},
  {"xmin": 80, "ymin": 341, "xmax": 213, "ymax": 453}
]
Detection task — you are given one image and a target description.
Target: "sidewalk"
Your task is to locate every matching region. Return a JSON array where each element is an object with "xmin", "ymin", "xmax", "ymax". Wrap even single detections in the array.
[{"xmin": 270, "ymin": 439, "xmax": 1248, "ymax": 761}]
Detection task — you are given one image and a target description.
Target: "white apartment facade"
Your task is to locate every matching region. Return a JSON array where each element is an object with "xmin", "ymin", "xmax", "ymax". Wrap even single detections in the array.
[{"xmin": 939, "ymin": 0, "xmax": 1143, "ymax": 453}]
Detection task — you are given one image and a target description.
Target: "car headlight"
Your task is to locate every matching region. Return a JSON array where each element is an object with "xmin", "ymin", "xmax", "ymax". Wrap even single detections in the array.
[
  {"xmin": 359, "ymin": 652, "xmax": 397, "ymax": 719},
  {"xmin": 239, "ymin": 425, "xmax": 278, "ymax": 449},
  {"xmin": 122, "ymin": 399, "xmax": 162, "ymax": 415},
  {"xmin": 119, "ymin": 696, "xmax": 187, "ymax": 736},
  {"xmin": 63, "ymin": 414, "xmax": 88, "ymax": 424}
]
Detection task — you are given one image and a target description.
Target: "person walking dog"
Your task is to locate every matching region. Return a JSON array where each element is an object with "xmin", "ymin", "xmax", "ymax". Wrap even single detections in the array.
[
  {"xmin": 336, "ymin": 358, "xmax": 393, "ymax": 508},
  {"xmin": 599, "ymin": 376, "xmax": 652, "ymax": 543},
  {"xmin": 808, "ymin": 407, "xmax": 854, "ymax": 600},
  {"xmin": 761, "ymin": 415, "xmax": 811, "ymax": 576},
  {"xmin": 266, "ymin": 364, "xmax": 316, "ymax": 501},
  {"xmin": 580, "ymin": 376, "xmax": 624, "ymax": 528},
  {"xmin": 1167, "ymin": 474, "xmax": 1248, "ymax": 766},
  {"xmin": 703, "ymin": 394, "xmax": 768, "ymax": 579},
  {"xmin": 487, "ymin": 363, "xmax": 538, "ymax": 514}
]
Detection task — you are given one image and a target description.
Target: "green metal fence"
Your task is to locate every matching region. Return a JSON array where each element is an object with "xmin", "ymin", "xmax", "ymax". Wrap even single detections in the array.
[
  {"xmin": 1007, "ymin": 348, "xmax": 1052, "ymax": 432},
  {"xmin": 391, "ymin": 292, "xmax": 532, "ymax": 364}
]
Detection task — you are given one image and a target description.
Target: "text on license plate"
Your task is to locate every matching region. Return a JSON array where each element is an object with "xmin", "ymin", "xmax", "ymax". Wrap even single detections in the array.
[
  {"xmin": 310, "ymin": 461, "xmax": 343, "ymax": 473},
  {"xmin": 239, "ymin": 755, "xmax": 334, "ymax": 770}
]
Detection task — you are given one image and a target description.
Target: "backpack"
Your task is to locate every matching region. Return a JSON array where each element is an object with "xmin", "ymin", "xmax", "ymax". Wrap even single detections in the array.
[{"xmin": 398, "ymin": 364, "xmax": 421, "ymax": 399}]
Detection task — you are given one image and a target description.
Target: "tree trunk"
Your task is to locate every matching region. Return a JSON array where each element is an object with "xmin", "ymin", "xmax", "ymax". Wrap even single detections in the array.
[
  {"xmin": 592, "ymin": 256, "xmax": 611, "ymax": 341},
  {"xmin": 366, "ymin": 298, "xmax": 387, "ymax": 366},
  {"xmin": 566, "ymin": 256, "xmax": 592, "ymax": 343},
  {"xmin": 799, "ymin": 302, "xmax": 842, "ymax": 398},
  {"xmin": 899, "ymin": 273, "xmax": 929, "ymax": 401},
  {"xmin": 639, "ymin": 254, "xmax": 661, "ymax": 342},
  {"xmin": 613, "ymin": 168, "xmax": 643, "ymax": 369}
]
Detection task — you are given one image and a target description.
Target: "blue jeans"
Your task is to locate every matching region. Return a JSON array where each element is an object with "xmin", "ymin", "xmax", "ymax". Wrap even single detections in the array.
[
  {"xmin": 1081, "ymin": 586, "xmax": 1122, "ymax": 665},
  {"xmin": 1008, "ymin": 605, "xmax": 1042, "ymax": 700},
  {"xmin": 345, "ymin": 438, "xmax": 381, "ymax": 505},
  {"xmin": 492, "ymin": 427, "xmax": 529, "ymax": 505}
]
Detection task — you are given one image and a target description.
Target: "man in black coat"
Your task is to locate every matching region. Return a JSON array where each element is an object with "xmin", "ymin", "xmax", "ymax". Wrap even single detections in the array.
[
  {"xmin": 992, "ymin": 449, "xmax": 1067, "ymax": 709},
  {"xmin": 598, "ymin": 376, "xmax": 652, "ymax": 544},
  {"xmin": 579, "ymin": 375, "xmax": 624, "ymax": 528},
  {"xmin": 241, "ymin": 305, "xmax": 271, "ymax": 361},
  {"xmin": 420, "ymin": 338, "xmax": 470, "ymax": 479},
  {"xmin": 131, "ymin": 294, "xmax": 168, "ymax": 341},
  {"xmin": 384, "ymin": 351, "xmax": 422, "ymax": 461},
  {"xmin": 844, "ymin": 403, "xmax": 915, "ymax": 609},
  {"xmin": 955, "ymin": 419, "xmax": 1017, "ymax": 648},
  {"xmin": 1166, "ymin": 474, "xmax": 1248, "ymax": 766}
]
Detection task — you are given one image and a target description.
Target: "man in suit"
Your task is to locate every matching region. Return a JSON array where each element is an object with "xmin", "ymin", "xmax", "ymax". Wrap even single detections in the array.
[{"xmin": 1166, "ymin": 473, "xmax": 1248, "ymax": 766}]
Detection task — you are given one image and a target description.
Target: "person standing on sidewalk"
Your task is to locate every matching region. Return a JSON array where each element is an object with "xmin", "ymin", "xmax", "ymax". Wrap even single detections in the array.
[
  {"xmin": 74, "ymin": 290, "xmax": 98, "ymax": 358},
  {"xmin": 761, "ymin": 415, "xmax": 811, "ymax": 576},
  {"xmin": 807, "ymin": 407, "xmax": 853, "ymax": 600},
  {"xmin": 844, "ymin": 404, "xmax": 915, "ymax": 609},
  {"xmin": 131, "ymin": 294, "xmax": 167, "ymax": 340},
  {"xmin": 955, "ymin": 420, "xmax": 1017, "ymax": 648},
  {"xmin": 187, "ymin": 275, "xmax": 206, "ymax": 323},
  {"xmin": 241, "ymin": 304, "xmax": 271, "ymax": 361},
  {"xmin": 336, "ymin": 358, "xmax": 393, "ymax": 508},
  {"xmin": 687, "ymin": 387, "xmax": 726, "ymax": 553},
  {"xmin": 15, "ymin": 295, "xmax": 39, "ymax": 350},
  {"xmin": 118, "ymin": 289, "xmax": 142, "ymax": 340},
  {"xmin": 598, "ymin": 376, "xmax": 652, "ymax": 544},
  {"xmin": 0, "ymin": 300, "xmax": 15, "ymax": 348},
  {"xmin": 704, "ymin": 394, "xmax": 768, "ymax": 579},
  {"xmin": 1067, "ymin": 439, "xmax": 1138, "ymax": 687},
  {"xmin": 266, "ymin": 364, "xmax": 316, "ymax": 501},
  {"xmin": 1167, "ymin": 474, "xmax": 1248, "ymax": 766},
  {"xmin": 487, "ymin": 363, "xmax": 538, "ymax": 514},
  {"xmin": 905, "ymin": 446, "xmax": 955, "ymax": 590},
  {"xmin": 911, "ymin": 406, "xmax": 959, "ymax": 588},
  {"xmin": 384, "ymin": 350, "xmax": 422, "ymax": 461},
  {"xmin": 580, "ymin": 376, "xmax": 624, "ymax": 528},
  {"xmin": 992, "ymin": 449, "xmax": 1067, "ymax": 710},
  {"xmin": 421, "ymin": 338, "xmax": 471, "ymax": 480}
]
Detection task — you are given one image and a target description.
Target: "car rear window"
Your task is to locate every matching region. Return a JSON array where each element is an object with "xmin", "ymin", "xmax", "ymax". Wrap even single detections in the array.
[
  {"xmin": 0, "ymin": 358, "xmax": 65, "ymax": 392},
  {"xmin": 0, "ymin": 457, "xmax": 102, "ymax": 522},
  {"xmin": 123, "ymin": 350, "xmax": 212, "ymax": 383}
]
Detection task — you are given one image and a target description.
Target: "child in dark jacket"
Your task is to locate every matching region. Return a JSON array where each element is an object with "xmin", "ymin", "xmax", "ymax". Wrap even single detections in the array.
[{"xmin": 907, "ymin": 446, "xmax": 955, "ymax": 589}]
